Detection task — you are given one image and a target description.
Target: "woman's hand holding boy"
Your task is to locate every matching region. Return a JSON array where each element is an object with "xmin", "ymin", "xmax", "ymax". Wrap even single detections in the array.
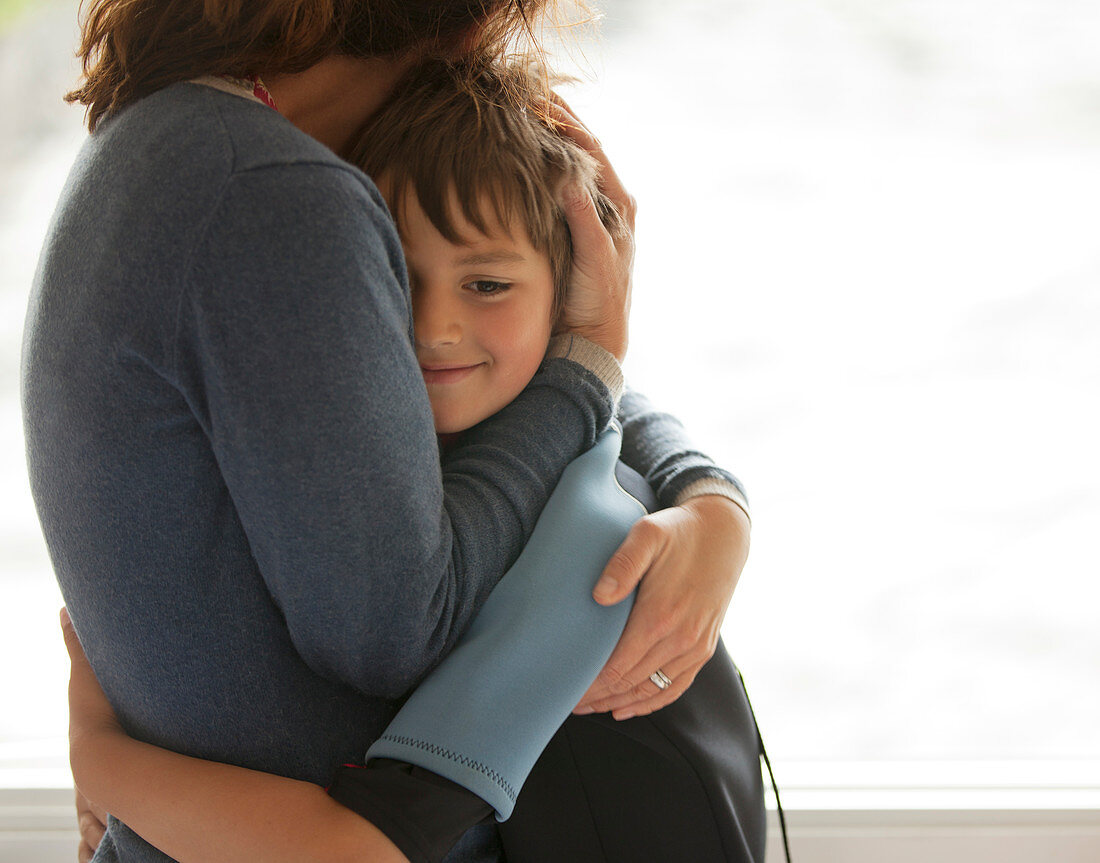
[{"xmin": 576, "ymin": 496, "xmax": 751, "ymax": 718}]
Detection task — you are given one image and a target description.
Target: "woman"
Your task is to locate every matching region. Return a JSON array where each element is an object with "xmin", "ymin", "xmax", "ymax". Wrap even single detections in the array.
[{"xmin": 25, "ymin": 2, "xmax": 752, "ymax": 861}]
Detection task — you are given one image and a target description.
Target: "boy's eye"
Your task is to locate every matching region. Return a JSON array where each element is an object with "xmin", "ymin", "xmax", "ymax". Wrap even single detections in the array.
[{"xmin": 466, "ymin": 280, "xmax": 512, "ymax": 296}]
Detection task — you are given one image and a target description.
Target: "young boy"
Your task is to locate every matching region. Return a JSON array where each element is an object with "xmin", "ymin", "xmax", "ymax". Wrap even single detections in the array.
[
  {"xmin": 65, "ymin": 59, "xmax": 772, "ymax": 863},
  {"xmin": 339, "ymin": 57, "xmax": 770, "ymax": 863},
  {"xmin": 349, "ymin": 58, "xmax": 627, "ymax": 440}
]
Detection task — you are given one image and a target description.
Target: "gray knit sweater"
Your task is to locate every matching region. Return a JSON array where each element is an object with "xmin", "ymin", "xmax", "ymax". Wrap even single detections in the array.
[{"xmin": 21, "ymin": 81, "xmax": 745, "ymax": 862}]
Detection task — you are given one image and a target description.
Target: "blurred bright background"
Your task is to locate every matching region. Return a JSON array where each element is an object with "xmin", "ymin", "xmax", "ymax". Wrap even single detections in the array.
[{"xmin": 2, "ymin": 0, "xmax": 1098, "ymax": 783}]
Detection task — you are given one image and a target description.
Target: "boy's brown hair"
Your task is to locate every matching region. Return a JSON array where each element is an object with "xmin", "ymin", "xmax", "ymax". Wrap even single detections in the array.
[
  {"xmin": 67, "ymin": 0, "xmax": 556, "ymax": 131},
  {"xmin": 350, "ymin": 57, "xmax": 625, "ymax": 326}
]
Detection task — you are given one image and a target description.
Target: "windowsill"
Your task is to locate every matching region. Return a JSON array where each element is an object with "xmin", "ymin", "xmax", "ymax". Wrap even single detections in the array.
[
  {"xmin": 759, "ymin": 760, "xmax": 1100, "ymax": 862},
  {"xmin": 4, "ymin": 745, "xmax": 1100, "ymax": 802},
  {"xmin": 774, "ymin": 759, "xmax": 1100, "ymax": 810},
  {"xmin": 4, "ymin": 748, "xmax": 1099, "ymax": 862}
]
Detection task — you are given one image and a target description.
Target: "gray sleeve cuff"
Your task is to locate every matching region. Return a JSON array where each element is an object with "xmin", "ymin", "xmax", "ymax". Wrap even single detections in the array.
[
  {"xmin": 672, "ymin": 478, "xmax": 752, "ymax": 523},
  {"xmin": 545, "ymin": 335, "xmax": 624, "ymax": 411}
]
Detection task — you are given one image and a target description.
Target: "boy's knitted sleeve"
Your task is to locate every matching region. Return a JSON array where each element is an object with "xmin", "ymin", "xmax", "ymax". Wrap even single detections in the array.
[
  {"xmin": 175, "ymin": 162, "xmax": 618, "ymax": 699},
  {"xmin": 617, "ymin": 388, "xmax": 750, "ymax": 518}
]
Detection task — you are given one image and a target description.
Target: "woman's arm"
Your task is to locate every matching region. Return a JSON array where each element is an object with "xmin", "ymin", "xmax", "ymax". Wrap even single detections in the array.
[
  {"xmin": 575, "ymin": 389, "xmax": 752, "ymax": 718},
  {"xmin": 62, "ymin": 610, "xmax": 409, "ymax": 863},
  {"xmin": 617, "ymin": 388, "xmax": 749, "ymax": 515}
]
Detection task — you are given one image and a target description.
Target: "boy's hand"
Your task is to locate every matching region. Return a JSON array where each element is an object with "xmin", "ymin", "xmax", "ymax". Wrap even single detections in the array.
[
  {"xmin": 574, "ymin": 496, "xmax": 750, "ymax": 718},
  {"xmin": 550, "ymin": 97, "xmax": 636, "ymax": 362}
]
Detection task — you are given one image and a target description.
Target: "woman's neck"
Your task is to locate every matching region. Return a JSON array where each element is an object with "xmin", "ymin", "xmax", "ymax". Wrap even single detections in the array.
[{"xmin": 263, "ymin": 54, "xmax": 417, "ymax": 158}]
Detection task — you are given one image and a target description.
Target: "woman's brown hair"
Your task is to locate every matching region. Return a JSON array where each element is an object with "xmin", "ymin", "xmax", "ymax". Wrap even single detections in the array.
[{"xmin": 67, "ymin": 0, "xmax": 557, "ymax": 131}]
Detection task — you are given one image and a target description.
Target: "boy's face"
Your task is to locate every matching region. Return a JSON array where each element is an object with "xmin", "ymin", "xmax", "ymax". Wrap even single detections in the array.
[{"xmin": 400, "ymin": 191, "xmax": 556, "ymax": 434}]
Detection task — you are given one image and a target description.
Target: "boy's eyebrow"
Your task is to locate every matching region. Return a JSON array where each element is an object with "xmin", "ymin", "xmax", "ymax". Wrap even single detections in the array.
[{"xmin": 454, "ymin": 249, "xmax": 527, "ymax": 266}]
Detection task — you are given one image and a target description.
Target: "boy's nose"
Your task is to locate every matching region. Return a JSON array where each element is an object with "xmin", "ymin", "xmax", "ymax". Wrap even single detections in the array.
[{"xmin": 413, "ymin": 290, "xmax": 462, "ymax": 349}]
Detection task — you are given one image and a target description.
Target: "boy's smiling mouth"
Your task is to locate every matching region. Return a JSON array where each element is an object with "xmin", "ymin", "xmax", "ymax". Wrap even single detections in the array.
[{"xmin": 419, "ymin": 363, "xmax": 484, "ymax": 385}]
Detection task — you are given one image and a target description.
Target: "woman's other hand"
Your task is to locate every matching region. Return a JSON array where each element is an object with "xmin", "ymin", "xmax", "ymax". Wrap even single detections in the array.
[
  {"xmin": 550, "ymin": 98, "xmax": 636, "ymax": 362},
  {"xmin": 62, "ymin": 608, "xmax": 116, "ymax": 861},
  {"xmin": 76, "ymin": 788, "xmax": 107, "ymax": 863},
  {"xmin": 574, "ymin": 496, "xmax": 750, "ymax": 718}
]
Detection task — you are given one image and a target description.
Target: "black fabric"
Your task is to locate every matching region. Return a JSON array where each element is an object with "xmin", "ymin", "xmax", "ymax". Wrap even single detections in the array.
[
  {"xmin": 328, "ymin": 759, "xmax": 493, "ymax": 863},
  {"xmin": 497, "ymin": 643, "xmax": 767, "ymax": 863},
  {"xmin": 497, "ymin": 462, "xmax": 769, "ymax": 862}
]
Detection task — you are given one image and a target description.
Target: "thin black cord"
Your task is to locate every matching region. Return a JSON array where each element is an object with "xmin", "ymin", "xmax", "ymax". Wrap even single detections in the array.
[{"xmin": 735, "ymin": 666, "xmax": 792, "ymax": 863}]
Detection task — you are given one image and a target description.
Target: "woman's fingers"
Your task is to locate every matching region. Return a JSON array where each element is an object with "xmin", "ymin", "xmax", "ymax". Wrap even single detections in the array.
[
  {"xmin": 576, "ymin": 614, "xmax": 718, "ymax": 718},
  {"xmin": 555, "ymin": 181, "xmax": 632, "ymax": 359},
  {"xmin": 574, "ymin": 518, "xmax": 666, "ymax": 709},
  {"xmin": 76, "ymin": 788, "xmax": 107, "ymax": 862},
  {"xmin": 62, "ymin": 605, "xmax": 103, "ymax": 721},
  {"xmin": 546, "ymin": 93, "xmax": 635, "ymax": 360},
  {"xmin": 586, "ymin": 632, "xmax": 717, "ymax": 718},
  {"xmin": 612, "ymin": 668, "xmax": 703, "ymax": 719},
  {"xmin": 547, "ymin": 96, "xmax": 635, "ymax": 227},
  {"xmin": 60, "ymin": 606, "xmax": 82, "ymax": 661},
  {"xmin": 596, "ymin": 652, "xmax": 703, "ymax": 719},
  {"xmin": 62, "ymin": 607, "xmax": 123, "ymax": 738},
  {"xmin": 575, "ymin": 496, "xmax": 749, "ymax": 719},
  {"xmin": 592, "ymin": 515, "xmax": 663, "ymax": 605},
  {"xmin": 576, "ymin": 528, "xmax": 671, "ymax": 708},
  {"xmin": 559, "ymin": 180, "xmax": 619, "ymax": 278}
]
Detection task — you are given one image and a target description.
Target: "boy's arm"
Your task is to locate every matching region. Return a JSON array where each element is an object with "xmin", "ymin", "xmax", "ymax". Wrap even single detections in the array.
[
  {"xmin": 572, "ymin": 388, "xmax": 751, "ymax": 718},
  {"xmin": 617, "ymin": 387, "xmax": 749, "ymax": 516},
  {"xmin": 178, "ymin": 163, "xmax": 620, "ymax": 698}
]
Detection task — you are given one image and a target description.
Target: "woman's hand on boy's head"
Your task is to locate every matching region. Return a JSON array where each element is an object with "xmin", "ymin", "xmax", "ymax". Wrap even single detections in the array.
[
  {"xmin": 549, "ymin": 97, "xmax": 636, "ymax": 362},
  {"xmin": 573, "ymin": 496, "xmax": 751, "ymax": 718}
]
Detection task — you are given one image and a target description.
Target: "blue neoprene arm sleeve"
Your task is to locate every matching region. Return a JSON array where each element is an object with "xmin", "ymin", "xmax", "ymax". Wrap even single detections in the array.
[{"xmin": 365, "ymin": 428, "xmax": 643, "ymax": 819}]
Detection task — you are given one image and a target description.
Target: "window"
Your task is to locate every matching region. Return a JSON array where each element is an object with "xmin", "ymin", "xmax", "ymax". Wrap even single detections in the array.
[
  {"xmin": 3, "ymin": 0, "xmax": 1099, "ymax": 856},
  {"xmin": 576, "ymin": 0, "xmax": 1100, "ymax": 768}
]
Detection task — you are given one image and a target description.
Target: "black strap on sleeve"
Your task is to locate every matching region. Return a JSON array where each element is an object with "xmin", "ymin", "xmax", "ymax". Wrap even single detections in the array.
[{"xmin": 328, "ymin": 759, "xmax": 494, "ymax": 863}]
